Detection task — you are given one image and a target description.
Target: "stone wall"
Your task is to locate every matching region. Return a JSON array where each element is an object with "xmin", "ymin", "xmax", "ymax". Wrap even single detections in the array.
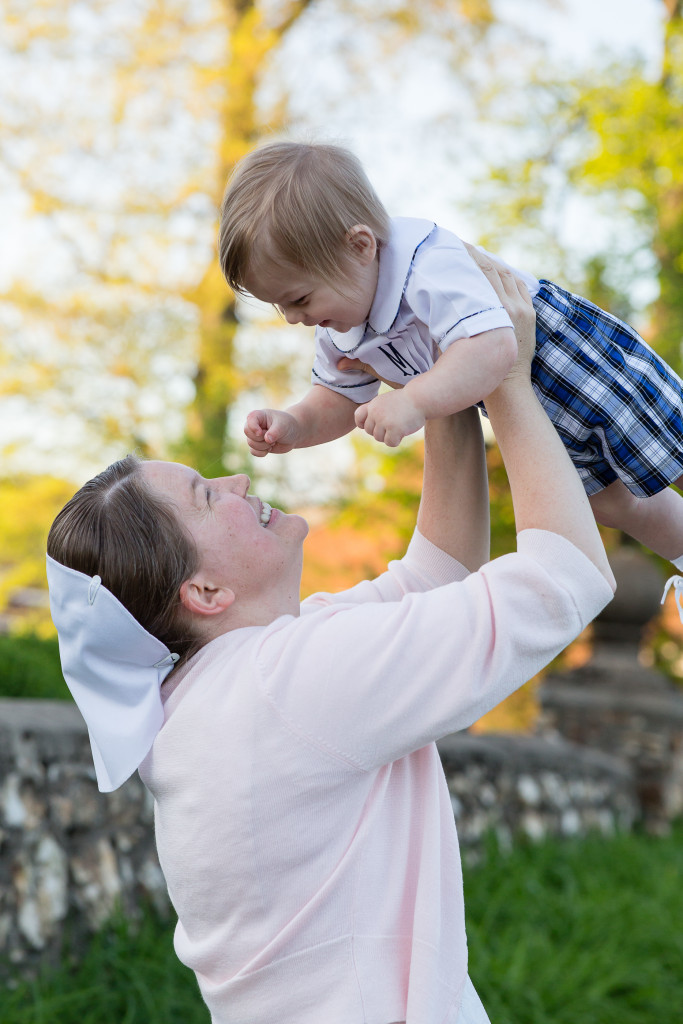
[
  {"xmin": 0, "ymin": 697, "xmax": 640, "ymax": 978},
  {"xmin": 0, "ymin": 700, "xmax": 167, "ymax": 979},
  {"xmin": 538, "ymin": 546, "xmax": 683, "ymax": 834},
  {"xmin": 438, "ymin": 732, "xmax": 637, "ymax": 851},
  {"xmin": 539, "ymin": 682, "xmax": 683, "ymax": 832}
]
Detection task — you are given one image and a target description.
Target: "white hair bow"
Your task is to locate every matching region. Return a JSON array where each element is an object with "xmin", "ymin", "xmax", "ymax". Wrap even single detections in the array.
[{"xmin": 46, "ymin": 554, "xmax": 178, "ymax": 792}]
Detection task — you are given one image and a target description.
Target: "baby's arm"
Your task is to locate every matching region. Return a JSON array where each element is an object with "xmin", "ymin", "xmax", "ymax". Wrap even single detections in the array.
[
  {"xmin": 244, "ymin": 384, "xmax": 357, "ymax": 457},
  {"xmin": 355, "ymin": 327, "xmax": 518, "ymax": 447}
]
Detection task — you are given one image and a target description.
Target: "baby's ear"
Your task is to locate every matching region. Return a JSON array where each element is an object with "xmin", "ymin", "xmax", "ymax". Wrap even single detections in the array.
[{"xmin": 346, "ymin": 224, "xmax": 377, "ymax": 264}]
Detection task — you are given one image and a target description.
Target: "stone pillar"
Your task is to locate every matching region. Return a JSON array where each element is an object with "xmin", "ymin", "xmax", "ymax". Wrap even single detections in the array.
[{"xmin": 539, "ymin": 546, "xmax": 683, "ymax": 831}]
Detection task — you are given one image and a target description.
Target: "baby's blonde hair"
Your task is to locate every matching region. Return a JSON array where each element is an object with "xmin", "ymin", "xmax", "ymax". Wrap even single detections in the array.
[{"xmin": 219, "ymin": 141, "xmax": 390, "ymax": 293}]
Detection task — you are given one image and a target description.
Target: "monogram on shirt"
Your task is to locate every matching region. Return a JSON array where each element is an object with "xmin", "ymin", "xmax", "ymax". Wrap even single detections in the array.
[{"xmin": 377, "ymin": 341, "xmax": 420, "ymax": 378}]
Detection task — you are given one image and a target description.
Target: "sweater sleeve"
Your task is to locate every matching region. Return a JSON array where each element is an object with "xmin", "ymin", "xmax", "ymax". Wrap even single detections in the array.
[
  {"xmin": 301, "ymin": 528, "xmax": 471, "ymax": 610},
  {"xmin": 257, "ymin": 529, "xmax": 614, "ymax": 771}
]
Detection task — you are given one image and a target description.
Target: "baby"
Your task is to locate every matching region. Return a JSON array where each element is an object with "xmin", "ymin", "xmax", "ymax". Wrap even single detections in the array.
[{"xmin": 219, "ymin": 140, "xmax": 683, "ymax": 570}]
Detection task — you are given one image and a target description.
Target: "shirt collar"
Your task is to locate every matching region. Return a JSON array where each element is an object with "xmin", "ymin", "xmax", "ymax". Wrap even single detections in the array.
[{"xmin": 324, "ymin": 217, "xmax": 436, "ymax": 352}]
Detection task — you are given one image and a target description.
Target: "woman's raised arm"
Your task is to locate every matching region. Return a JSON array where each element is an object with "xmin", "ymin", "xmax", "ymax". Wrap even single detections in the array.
[
  {"xmin": 474, "ymin": 256, "xmax": 615, "ymax": 588},
  {"xmin": 417, "ymin": 408, "xmax": 489, "ymax": 572}
]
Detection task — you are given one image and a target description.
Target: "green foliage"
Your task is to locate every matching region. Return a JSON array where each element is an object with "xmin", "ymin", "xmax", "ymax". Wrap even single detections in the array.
[
  {"xmin": 574, "ymin": 13, "xmax": 683, "ymax": 371},
  {"xmin": 333, "ymin": 433, "xmax": 519, "ymax": 567},
  {"xmin": 3, "ymin": 908, "xmax": 208, "ymax": 1024},
  {"xmin": 0, "ymin": 634, "xmax": 68, "ymax": 700},
  {"xmin": 337, "ymin": 435, "xmax": 425, "ymax": 547},
  {"xmin": 466, "ymin": 826, "xmax": 683, "ymax": 1024},
  {"xmin": 474, "ymin": 7, "xmax": 683, "ymax": 374}
]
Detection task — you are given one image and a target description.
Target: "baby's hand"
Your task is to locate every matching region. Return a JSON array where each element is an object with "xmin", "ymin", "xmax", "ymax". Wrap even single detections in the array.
[
  {"xmin": 244, "ymin": 409, "xmax": 302, "ymax": 457},
  {"xmin": 355, "ymin": 390, "xmax": 426, "ymax": 447}
]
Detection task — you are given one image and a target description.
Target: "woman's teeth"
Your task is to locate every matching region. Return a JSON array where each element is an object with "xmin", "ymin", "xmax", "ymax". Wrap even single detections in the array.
[{"xmin": 260, "ymin": 501, "xmax": 272, "ymax": 527}]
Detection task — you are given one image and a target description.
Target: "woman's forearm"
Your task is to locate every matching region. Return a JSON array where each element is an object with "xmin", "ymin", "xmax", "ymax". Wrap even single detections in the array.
[
  {"xmin": 486, "ymin": 377, "xmax": 615, "ymax": 588},
  {"xmin": 417, "ymin": 407, "xmax": 489, "ymax": 572},
  {"xmin": 462, "ymin": 246, "xmax": 614, "ymax": 589}
]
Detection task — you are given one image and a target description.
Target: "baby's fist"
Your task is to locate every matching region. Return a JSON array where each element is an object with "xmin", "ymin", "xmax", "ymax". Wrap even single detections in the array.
[{"xmin": 244, "ymin": 409, "xmax": 301, "ymax": 457}]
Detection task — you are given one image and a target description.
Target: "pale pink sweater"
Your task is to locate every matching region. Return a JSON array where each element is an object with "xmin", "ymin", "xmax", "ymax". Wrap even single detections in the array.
[{"xmin": 139, "ymin": 529, "xmax": 613, "ymax": 1024}]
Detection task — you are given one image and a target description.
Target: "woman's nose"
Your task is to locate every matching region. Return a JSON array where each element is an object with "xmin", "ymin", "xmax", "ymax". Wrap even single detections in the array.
[{"xmin": 225, "ymin": 473, "xmax": 250, "ymax": 496}]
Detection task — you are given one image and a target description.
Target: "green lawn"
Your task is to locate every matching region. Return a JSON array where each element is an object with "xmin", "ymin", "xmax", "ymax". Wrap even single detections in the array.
[
  {"xmin": 0, "ymin": 633, "xmax": 68, "ymax": 700},
  {"xmin": 4, "ymin": 912, "xmax": 209, "ymax": 1024},
  {"xmin": 467, "ymin": 828, "xmax": 683, "ymax": 1024},
  {"xmin": 5, "ymin": 826, "xmax": 682, "ymax": 1023}
]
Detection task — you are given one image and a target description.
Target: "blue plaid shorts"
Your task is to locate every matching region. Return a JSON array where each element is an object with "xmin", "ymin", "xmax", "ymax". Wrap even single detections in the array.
[{"xmin": 528, "ymin": 280, "xmax": 683, "ymax": 497}]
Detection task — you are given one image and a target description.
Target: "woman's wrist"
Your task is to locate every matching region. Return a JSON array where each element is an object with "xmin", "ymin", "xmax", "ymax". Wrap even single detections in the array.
[{"xmin": 420, "ymin": 406, "xmax": 489, "ymax": 569}]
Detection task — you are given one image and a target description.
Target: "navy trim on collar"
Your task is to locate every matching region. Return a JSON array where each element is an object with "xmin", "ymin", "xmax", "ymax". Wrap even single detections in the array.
[
  {"xmin": 368, "ymin": 218, "xmax": 436, "ymax": 335},
  {"xmin": 324, "ymin": 217, "xmax": 435, "ymax": 353}
]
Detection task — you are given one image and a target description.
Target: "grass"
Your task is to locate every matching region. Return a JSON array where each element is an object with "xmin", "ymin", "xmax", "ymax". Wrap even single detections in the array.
[
  {"xmin": 0, "ymin": 633, "xmax": 68, "ymax": 700},
  {"xmin": 4, "ymin": 826, "xmax": 682, "ymax": 1023},
  {"xmin": 3, "ymin": 911, "xmax": 209, "ymax": 1024},
  {"xmin": 466, "ymin": 826, "xmax": 683, "ymax": 1023}
]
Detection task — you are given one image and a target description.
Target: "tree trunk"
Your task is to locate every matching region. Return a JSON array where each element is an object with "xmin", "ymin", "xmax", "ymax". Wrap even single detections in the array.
[{"xmin": 181, "ymin": 0, "xmax": 313, "ymax": 475}]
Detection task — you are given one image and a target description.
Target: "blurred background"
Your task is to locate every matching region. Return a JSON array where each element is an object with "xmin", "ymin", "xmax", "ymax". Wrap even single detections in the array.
[
  {"xmin": 1, "ymin": 0, "xmax": 682, "ymax": 712},
  {"xmin": 2, "ymin": 7, "xmax": 683, "ymax": 1021}
]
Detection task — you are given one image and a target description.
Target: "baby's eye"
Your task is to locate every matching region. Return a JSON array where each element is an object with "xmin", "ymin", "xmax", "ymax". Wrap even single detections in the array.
[{"xmin": 291, "ymin": 294, "xmax": 309, "ymax": 307}]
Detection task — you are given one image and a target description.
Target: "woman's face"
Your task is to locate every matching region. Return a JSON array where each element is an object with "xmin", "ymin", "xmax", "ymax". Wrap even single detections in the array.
[{"xmin": 141, "ymin": 462, "xmax": 308, "ymax": 609}]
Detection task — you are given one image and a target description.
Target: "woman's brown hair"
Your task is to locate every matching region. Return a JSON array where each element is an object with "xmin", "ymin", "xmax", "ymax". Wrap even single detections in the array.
[{"xmin": 47, "ymin": 455, "xmax": 202, "ymax": 663}]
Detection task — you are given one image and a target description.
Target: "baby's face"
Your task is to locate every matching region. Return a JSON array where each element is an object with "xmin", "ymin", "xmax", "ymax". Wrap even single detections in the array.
[{"xmin": 244, "ymin": 238, "xmax": 379, "ymax": 335}]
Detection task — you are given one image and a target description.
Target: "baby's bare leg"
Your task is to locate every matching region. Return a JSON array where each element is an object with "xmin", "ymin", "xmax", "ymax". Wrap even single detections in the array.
[{"xmin": 589, "ymin": 479, "xmax": 683, "ymax": 560}]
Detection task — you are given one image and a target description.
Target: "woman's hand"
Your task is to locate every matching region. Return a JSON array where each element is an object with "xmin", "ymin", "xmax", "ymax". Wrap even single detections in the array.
[
  {"xmin": 463, "ymin": 242, "xmax": 536, "ymax": 379},
  {"xmin": 337, "ymin": 356, "xmax": 402, "ymax": 389}
]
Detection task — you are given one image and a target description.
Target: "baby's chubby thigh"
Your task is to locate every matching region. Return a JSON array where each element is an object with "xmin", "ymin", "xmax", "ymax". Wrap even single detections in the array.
[{"xmin": 588, "ymin": 478, "xmax": 683, "ymax": 560}]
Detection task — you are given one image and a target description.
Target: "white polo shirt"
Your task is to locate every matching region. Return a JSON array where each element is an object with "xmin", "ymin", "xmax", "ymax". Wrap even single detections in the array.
[{"xmin": 311, "ymin": 217, "xmax": 540, "ymax": 404}]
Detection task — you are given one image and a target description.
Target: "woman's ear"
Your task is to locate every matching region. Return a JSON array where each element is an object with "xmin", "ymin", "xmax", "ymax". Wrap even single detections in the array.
[
  {"xmin": 345, "ymin": 224, "xmax": 377, "ymax": 265},
  {"xmin": 179, "ymin": 578, "xmax": 235, "ymax": 617}
]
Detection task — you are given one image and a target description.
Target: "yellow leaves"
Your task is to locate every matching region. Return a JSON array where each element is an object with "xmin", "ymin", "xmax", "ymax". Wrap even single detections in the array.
[
  {"xmin": 458, "ymin": 0, "xmax": 494, "ymax": 27},
  {"xmin": 2, "ymin": 0, "xmax": 70, "ymax": 52},
  {"xmin": 226, "ymin": 7, "xmax": 278, "ymax": 101},
  {"xmin": 29, "ymin": 190, "xmax": 65, "ymax": 216},
  {"xmin": 219, "ymin": 7, "xmax": 282, "ymax": 170},
  {"xmin": 185, "ymin": 258, "xmax": 226, "ymax": 308},
  {"xmin": 0, "ymin": 475, "xmax": 76, "ymax": 625},
  {"xmin": 109, "ymin": 360, "xmax": 135, "ymax": 378},
  {"xmin": 232, "ymin": 8, "xmax": 278, "ymax": 67}
]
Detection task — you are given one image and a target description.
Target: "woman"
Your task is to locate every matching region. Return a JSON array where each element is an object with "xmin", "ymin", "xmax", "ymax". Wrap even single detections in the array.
[{"xmin": 46, "ymin": 261, "xmax": 614, "ymax": 1024}]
